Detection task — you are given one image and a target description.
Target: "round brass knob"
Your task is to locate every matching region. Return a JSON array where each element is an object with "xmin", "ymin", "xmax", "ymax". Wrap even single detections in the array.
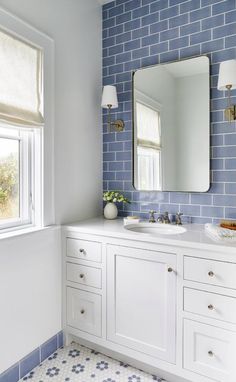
[
  {"xmin": 168, "ymin": 267, "xmax": 173, "ymax": 273},
  {"xmin": 80, "ymin": 309, "xmax": 85, "ymax": 314},
  {"xmin": 208, "ymin": 271, "xmax": 214, "ymax": 277},
  {"xmin": 208, "ymin": 350, "xmax": 214, "ymax": 357},
  {"xmin": 208, "ymin": 304, "xmax": 214, "ymax": 310},
  {"xmin": 79, "ymin": 274, "xmax": 84, "ymax": 279},
  {"xmin": 79, "ymin": 248, "xmax": 85, "ymax": 253}
]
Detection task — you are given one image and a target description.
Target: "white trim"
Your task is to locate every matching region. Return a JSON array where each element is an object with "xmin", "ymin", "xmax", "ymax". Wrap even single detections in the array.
[
  {"xmin": 98, "ymin": 0, "xmax": 111, "ymax": 5},
  {"xmin": 0, "ymin": 6, "xmax": 55, "ymax": 227},
  {"xmin": 0, "ymin": 125, "xmax": 43, "ymax": 232},
  {"xmin": 0, "ymin": 224, "xmax": 59, "ymax": 241},
  {"xmin": 135, "ymin": 90, "xmax": 162, "ymax": 112},
  {"xmin": 0, "ymin": 128, "xmax": 30, "ymax": 230}
]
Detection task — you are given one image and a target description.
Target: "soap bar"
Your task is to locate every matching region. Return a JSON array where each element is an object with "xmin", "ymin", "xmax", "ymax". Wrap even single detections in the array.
[
  {"xmin": 124, "ymin": 216, "xmax": 140, "ymax": 225},
  {"xmin": 220, "ymin": 220, "xmax": 236, "ymax": 231}
]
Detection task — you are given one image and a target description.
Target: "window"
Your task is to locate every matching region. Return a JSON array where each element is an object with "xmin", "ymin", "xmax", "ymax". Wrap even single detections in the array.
[
  {"xmin": 0, "ymin": 28, "xmax": 43, "ymax": 231},
  {"xmin": 0, "ymin": 125, "xmax": 41, "ymax": 230},
  {"xmin": 136, "ymin": 101, "xmax": 162, "ymax": 190},
  {"xmin": 0, "ymin": 129, "xmax": 19, "ymax": 221}
]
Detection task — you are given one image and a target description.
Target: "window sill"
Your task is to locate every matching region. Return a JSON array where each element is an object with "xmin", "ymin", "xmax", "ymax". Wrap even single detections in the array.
[{"xmin": 0, "ymin": 225, "xmax": 60, "ymax": 241}]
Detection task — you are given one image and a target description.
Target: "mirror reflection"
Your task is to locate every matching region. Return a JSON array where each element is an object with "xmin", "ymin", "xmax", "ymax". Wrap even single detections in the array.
[{"xmin": 133, "ymin": 56, "xmax": 210, "ymax": 192}]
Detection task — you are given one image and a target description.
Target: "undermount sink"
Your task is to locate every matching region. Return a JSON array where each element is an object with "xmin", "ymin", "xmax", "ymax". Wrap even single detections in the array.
[{"xmin": 124, "ymin": 222, "xmax": 186, "ymax": 235}]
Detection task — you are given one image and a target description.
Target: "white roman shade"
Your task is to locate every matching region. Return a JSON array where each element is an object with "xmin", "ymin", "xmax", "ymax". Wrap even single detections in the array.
[
  {"xmin": 136, "ymin": 102, "xmax": 161, "ymax": 149},
  {"xmin": 136, "ymin": 102, "xmax": 162, "ymax": 190},
  {"xmin": 0, "ymin": 29, "xmax": 44, "ymax": 126}
]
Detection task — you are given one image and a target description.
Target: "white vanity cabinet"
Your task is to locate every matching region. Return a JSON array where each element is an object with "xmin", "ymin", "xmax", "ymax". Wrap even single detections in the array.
[
  {"xmin": 106, "ymin": 245, "xmax": 176, "ymax": 363},
  {"xmin": 62, "ymin": 220, "xmax": 236, "ymax": 382},
  {"xmin": 63, "ymin": 234, "xmax": 104, "ymax": 340}
]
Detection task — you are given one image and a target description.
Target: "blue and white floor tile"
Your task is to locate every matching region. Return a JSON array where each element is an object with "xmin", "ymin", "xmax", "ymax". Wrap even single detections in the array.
[{"xmin": 20, "ymin": 343, "xmax": 166, "ymax": 382}]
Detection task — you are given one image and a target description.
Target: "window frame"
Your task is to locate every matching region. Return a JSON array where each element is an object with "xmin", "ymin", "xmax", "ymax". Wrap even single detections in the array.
[
  {"xmin": 0, "ymin": 125, "xmax": 42, "ymax": 232},
  {"xmin": 0, "ymin": 7, "xmax": 54, "ymax": 233}
]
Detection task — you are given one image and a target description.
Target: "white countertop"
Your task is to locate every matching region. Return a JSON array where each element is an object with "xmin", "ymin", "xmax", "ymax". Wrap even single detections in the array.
[{"xmin": 63, "ymin": 217, "xmax": 236, "ymax": 254}]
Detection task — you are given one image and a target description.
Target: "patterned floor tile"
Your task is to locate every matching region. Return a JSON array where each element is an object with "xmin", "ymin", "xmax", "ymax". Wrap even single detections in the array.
[{"xmin": 19, "ymin": 342, "xmax": 166, "ymax": 382}]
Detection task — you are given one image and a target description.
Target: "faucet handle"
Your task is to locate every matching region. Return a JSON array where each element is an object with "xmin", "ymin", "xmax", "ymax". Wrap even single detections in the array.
[
  {"xmin": 149, "ymin": 210, "xmax": 157, "ymax": 223},
  {"xmin": 149, "ymin": 210, "xmax": 157, "ymax": 216},
  {"xmin": 175, "ymin": 212, "xmax": 183, "ymax": 225}
]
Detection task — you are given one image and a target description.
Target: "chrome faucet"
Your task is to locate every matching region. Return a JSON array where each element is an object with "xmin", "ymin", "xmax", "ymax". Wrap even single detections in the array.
[
  {"xmin": 163, "ymin": 211, "xmax": 171, "ymax": 224},
  {"xmin": 149, "ymin": 210, "xmax": 156, "ymax": 223},
  {"xmin": 175, "ymin": 212, "xmax": 183, "ymax": 225}
]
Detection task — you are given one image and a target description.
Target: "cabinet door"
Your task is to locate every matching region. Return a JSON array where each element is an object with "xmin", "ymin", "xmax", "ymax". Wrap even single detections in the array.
[{"xmin": 107, "ymin": 245, "xmax": 176, "ymax": 363}]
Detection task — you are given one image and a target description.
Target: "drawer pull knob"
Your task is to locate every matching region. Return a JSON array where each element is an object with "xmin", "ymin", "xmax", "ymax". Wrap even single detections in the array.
[
  {"xmin": 208, "ymin": 304, "xmax": 214, "ymax": 310},
  {"xmin": 167, "ymin": 267, "xmax": 173, "ymax": 273},
  {"xmin": 80, "ymin": 309, "xmax": 85, "ymax": 314},
  {"xmin": 208, "ymin": 271, "xmax": 214, "ymax": 277},
  {"xmin": 79, "ymin": 274, "xmax": 84, "ymax": 279},
  {"xmin": 79, "ymin": 249, "xmax": 85, "ymax": 253},
  {"xmin": 208, "ymin": 350, "xmax": 214, "ymax": 357}
]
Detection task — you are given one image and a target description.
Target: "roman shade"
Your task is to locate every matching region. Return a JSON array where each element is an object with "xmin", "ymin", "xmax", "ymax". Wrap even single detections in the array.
[
  {"xmin": 0, "ymin": 29, "xmax": 44, "ymax": 126},
  {"xmin": 136, "ymin": 102, "xmax": 161, "ymax": 149},
  {"xmin": 136, "ymin": 101, "xmax": 162, "ymax": 190}
]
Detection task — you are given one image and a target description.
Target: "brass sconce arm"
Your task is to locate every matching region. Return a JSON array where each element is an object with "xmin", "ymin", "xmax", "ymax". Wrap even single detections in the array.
[
  {"xmin": 218, "ymin": 60, "xmax": 236, "ymax": 122},
  {"xmin": 107, "ymin": 104, "xmax": 124, "ymax": 132},
  {"xmin": 102, "ymin": 86, "xmax": 125, "ymax": 132},
  {"xmin": 225, "ymin": 84, "xmax": 236, "ymax": 122}
]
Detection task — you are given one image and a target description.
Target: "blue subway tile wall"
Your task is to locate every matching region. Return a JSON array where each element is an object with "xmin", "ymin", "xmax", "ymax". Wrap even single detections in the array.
[
  {"xmin": 0, "ymin": 331, "xmax": 63, "ymax": 382},
  {"xmin": 103, "ymin": 0, "xmax": 236, "ymax": 223}
]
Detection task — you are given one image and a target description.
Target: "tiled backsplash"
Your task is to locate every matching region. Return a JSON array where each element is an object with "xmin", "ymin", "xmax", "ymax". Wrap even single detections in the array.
[{"xmin": 102, "ymin": 0, "xmax": 236, "ymax": 223}]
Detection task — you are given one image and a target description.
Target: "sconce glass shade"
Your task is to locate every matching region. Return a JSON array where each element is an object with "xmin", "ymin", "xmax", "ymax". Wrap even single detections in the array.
[
  {"xmin": 217, "ymin": 59, "xmax": 236, "ymax": 90},
  {"xmin": 101, "ymin": 85, "xmax": 118, "ymax": 109}
]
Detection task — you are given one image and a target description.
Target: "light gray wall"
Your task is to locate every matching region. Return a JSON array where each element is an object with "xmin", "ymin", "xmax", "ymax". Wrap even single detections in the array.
[
  {"xmin": 175, "ymin": 73, "xmax": 209, "ymax": 191},
  {"xmin": 0, "ymin": 227, "xmax": 61, "ymax": 373},
  {"xmin": 0, "ymin": 0, "xmax": 102, "ymax": 373},
  {"xmin": 0, "ymin": 0, "xmax": 102, "ymax": 224}
]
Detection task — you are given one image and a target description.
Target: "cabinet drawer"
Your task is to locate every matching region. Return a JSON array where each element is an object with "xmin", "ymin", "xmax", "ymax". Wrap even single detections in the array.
[
  {"xmin": 184, "ymin": 256, "xmax": 236, "ymax": 289},
  {"xmin": 184, "ymin": 320, "xmax": 236, "ymax": 381},
  {"xmin": 184, "ymin": 288, "xmax": 236, "ymax": 324},
  {"xmin": 66, "ymin": 238, "xmax": 102, "ymax": 263},
  {"xmin": 66, "ymin": 263, "xmax": 102, "ymax": 289},
  {"xmin": 66, "ymin": 287, "xmax": 101, "ymax": 337}
]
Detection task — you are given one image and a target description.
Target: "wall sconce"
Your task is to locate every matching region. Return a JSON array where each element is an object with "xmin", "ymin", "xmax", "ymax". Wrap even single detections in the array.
[
  {"xmin": 217, "ymin": 59, "xmax": 236, "ymax": 122},
  {"xmin": 101, "ymin": 85, "xmax": 125, "ymax": 132}
]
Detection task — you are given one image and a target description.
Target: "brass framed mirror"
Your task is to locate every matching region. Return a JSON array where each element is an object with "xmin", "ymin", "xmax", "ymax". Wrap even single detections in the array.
[{"xmin": 132, "ymin": 55, "xmax": 210, "ymax": 192}]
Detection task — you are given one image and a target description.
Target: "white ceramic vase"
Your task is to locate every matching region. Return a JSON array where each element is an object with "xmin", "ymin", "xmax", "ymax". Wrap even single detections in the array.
[{"xmin": 104, "ymin": 202, "xmax": 118, "ymax": 220}]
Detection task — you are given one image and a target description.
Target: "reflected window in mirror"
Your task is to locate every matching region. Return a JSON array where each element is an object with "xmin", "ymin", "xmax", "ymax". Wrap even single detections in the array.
[{"xmin": 136, "ymin": 101, "xmax": 161, "ymax": 190}]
